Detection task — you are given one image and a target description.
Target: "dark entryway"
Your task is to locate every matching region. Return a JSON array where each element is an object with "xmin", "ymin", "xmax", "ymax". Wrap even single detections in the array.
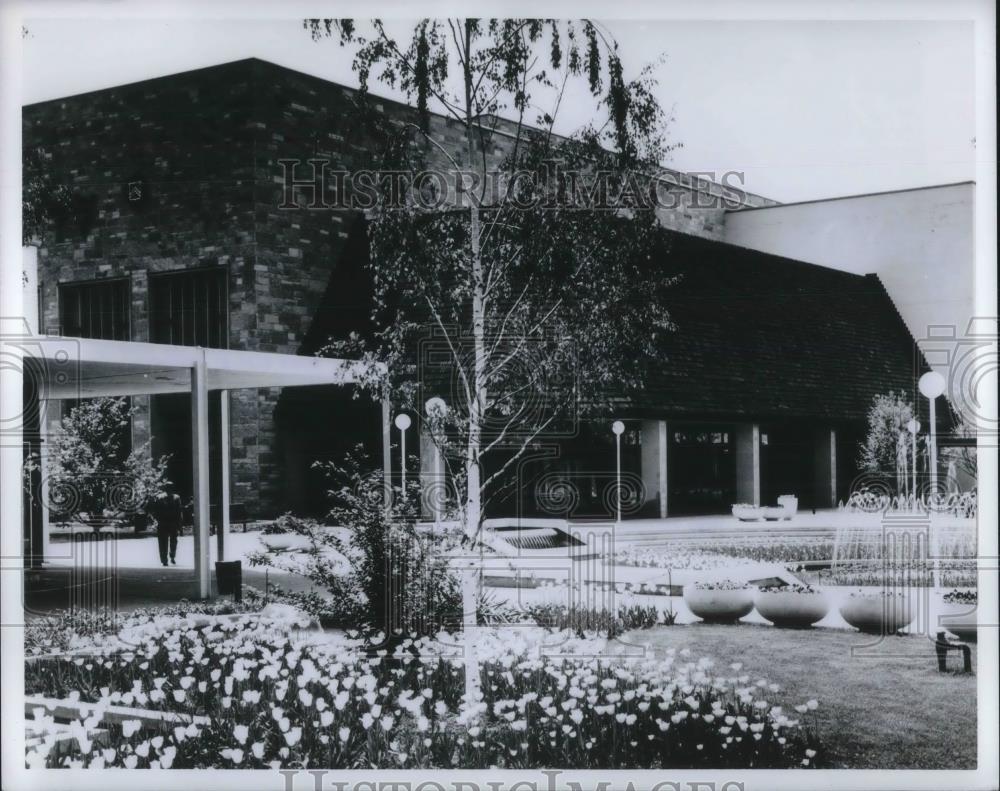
[
  {"xmin": 761, "ymin": 423, "xmax": 816, "ymax": 509},
  {"xmin": 150, "ymin": 392, "xmax": 223, "ymax": 511},
  {"xmin": 668, "ymin": 424, "xmax": 736, "ymax": 515}
]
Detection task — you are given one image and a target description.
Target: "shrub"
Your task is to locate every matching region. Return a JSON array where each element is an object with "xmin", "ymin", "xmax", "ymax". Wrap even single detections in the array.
[
  {"xmin": 527, "ymin": 602, "xmax": 670, "ymax": 637},
  {"xmin": 250, "ymin": 453, "xmax": 496, "ymax": 639},
  {"xmin": 35, "ymin": 397, "xmax": 170, "ymax": 524}
]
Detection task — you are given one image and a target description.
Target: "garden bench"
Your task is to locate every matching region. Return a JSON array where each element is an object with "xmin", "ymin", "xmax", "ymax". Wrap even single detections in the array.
[
  {"xmin": 934, "ymin": 631, "xmax": 972, "ymax": 673},
  {"xmin": 25, "ymin": 695, "xmax": 211, "ymax": 728},
  {"xmin": 26, "ymin": 724, "xmax": 109, "ymax": 752}
]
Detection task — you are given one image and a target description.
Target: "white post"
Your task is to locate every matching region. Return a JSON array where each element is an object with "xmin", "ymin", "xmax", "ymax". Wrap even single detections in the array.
[
  {"xmin": 911, "ymin": 428, "xmax": 918, "ymax": 503},
  {"xmin": 918, "ymin": 371, "xmax": 946, "ymax": 501},
  {"xmin": 928, "ymin": 397, "xmax": 938, "ymax": 495},
  {"xmin": 616, "ymin": 435, "xmax": 621, "ymax": 523},
  {"xmin": 218, "ymin": 390, "xmax": 231, "ymax": 562},
  {"xmin": 191, "ymin": 351, "xmax": 211, "ymax": 599},
  {"xmin": 612, "ymin": 421, "xmax": 626, "ymax": 524},
  {"xmin": 37, "ymin": 400, "xmax": 51, "ymax": 565},
  {"xmin": 928, "ymin": 398, "xmax": 940, "ymax": 591},
  {"xmin": 460, "ymin": 559, "xmax": 481, "ymax": 703},
  {"xmin": 658, "ymin": 420, "xmax": 668, "ymax": 518}
]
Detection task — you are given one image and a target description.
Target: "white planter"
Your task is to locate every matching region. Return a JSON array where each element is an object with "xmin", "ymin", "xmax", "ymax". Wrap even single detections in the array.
[
  {"xmin": 777, "ymin": 495, "xmax": 798, "ymax": 519},
  {"xmin": 261, "ymin": 533, "xmax": 303, "ymax": 551},
  {"xmin": 683, "ymin": 585, "xmax": 755, "ymax": 623},
  {"xmin": 731, "ymin": 504, "xmax": 763, "ymax": 522},
  {"xmin": 755, "ymin": 590, "xmax": 829, "ymax": 628},
  {"xmin": 839, "ymin": 594, "xmax": 915, "ymax": 634},
  {"xmin": 761, "ymin": 506, "xmax": 786, "ymax": 521}
]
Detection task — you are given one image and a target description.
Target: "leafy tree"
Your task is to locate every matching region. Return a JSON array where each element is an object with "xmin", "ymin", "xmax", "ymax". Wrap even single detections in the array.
[
  {"xmin": 858, "ymin": 391, "xmax": 916, "ymax": 491},
  {"xmin": 41, "ymin": 398, "xmax": 169, "ymax": 527},
  {"xmin": 307, "ymin": 18, "xmax": 681, "ymax": 548}
]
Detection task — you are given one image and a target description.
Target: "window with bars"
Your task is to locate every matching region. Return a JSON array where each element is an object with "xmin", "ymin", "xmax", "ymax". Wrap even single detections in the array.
[
  {"xmin": 149, "ymin": 267, "xmax": 229, "ymax": 349},
  {"xmin": 58, "ymin": 278, "xmax": 131, "ymax": 340}
]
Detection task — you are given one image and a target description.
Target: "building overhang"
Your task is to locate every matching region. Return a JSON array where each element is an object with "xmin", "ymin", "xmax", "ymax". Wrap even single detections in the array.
[{"xmin": 17, "ymin": 335, "xmax": 375, "ymax": 400}]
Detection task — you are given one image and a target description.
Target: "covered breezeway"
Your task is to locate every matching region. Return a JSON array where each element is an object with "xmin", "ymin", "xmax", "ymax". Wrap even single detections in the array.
[{"xmin": 18, "ymin": 335, "xmax": 388, "ymax": 599}]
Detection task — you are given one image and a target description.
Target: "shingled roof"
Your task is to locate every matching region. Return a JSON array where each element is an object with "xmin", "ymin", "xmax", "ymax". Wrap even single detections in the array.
[
  {"xmin": 293, "ymin": 218, "xmax": 925, "ymax": 427},
  {"xmin": 621, "ymin": 231, "xmax": 925, "ymax": 423}
]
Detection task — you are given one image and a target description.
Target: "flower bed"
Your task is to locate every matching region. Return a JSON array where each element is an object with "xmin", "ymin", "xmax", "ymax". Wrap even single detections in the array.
[
  {"xmin": 527, "ymin": 602, "xmax": 674, "ymax": 635},
  {"xmin": 616, "ymin": 538, "xmax": 835, "ymax": 569},
  {"xmin": 24, "ymin": 614, "xmax": 823, "ymax": 769},
  {"xmin": 810, "ymin": 561, "xmax": 977, "ymax": 589}
]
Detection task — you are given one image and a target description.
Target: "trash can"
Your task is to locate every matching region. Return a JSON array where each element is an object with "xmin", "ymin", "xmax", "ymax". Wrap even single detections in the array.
[{"xmin": 215, "ymin": 560, "xmax": 242, "ymax": 601}]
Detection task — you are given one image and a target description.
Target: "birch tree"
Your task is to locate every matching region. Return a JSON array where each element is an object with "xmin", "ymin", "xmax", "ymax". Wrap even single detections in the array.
[{"xmin": 309, "ymin": 18, "xmax": 680, "ymax": 547}]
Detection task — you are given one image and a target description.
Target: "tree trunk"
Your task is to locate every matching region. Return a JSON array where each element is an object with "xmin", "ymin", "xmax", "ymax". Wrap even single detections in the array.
[{"xmin": 460, "ymin": 22, "xmax": 485, "ymax": 706}]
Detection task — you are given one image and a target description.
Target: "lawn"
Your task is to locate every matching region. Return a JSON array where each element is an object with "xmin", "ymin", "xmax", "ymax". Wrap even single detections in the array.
[{"xmin": 624, "ymin": 623, "xmax": 977, "ymax": 769}]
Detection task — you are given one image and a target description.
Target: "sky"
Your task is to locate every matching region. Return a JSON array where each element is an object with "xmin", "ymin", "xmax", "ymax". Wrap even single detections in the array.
[{"xmin": 20, "ymin": 17, "xmax": 976, "ymax": 204}]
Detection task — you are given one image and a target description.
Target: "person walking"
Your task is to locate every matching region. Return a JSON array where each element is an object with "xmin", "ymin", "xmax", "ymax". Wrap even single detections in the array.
[{"xmin": 150, "ymin": 489, "xmax": 183, "ymax": 566}]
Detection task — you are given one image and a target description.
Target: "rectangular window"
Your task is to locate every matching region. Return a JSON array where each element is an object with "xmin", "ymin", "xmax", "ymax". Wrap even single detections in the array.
[
  {"xmin": 148, "ymin": 267, "xmax": 229, "ymax": 348},
  {"xmin": 58, "ymin": 278, "xmax": 131, "ymax": 340}
]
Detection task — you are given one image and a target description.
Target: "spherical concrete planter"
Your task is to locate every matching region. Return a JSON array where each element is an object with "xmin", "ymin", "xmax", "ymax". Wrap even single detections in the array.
[
  {"xmin": 260, "ymin": 533, "xmax": 304, "ymax": 552},
  {"xmin": 684, "ymin": 584, "xmax": 755, "ymax": 623},
  {"xmin": 938, "ymin": 590, "xmax": 978, "ymax": 642},
  {"xmin": 839, "ymin": 593, "xmax": 915, "ymax": 634},
  {"xmin": 731, "ymin": 504, "xmax": 763, "ymax": 522},
  {"xmin": 761, "ymin": 506, "xmax": 786, "ymax": 521},
  {"xmin": 755, "ymin": 589, "xmax": 829, "ymax": 628}
]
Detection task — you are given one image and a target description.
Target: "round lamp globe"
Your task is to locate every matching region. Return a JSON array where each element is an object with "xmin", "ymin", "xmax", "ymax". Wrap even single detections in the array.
[{"xmin": 918, "ymin": 371, "xmax": 946, "ymax": 399}]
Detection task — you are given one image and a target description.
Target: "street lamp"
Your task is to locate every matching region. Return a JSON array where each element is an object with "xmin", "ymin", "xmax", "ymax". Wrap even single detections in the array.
[
  {"xmin": 612, "ymin": 420, "xmax": 626, "ymax": 524},
  {"xmin": 394, "ymin": 413, "xmax": 411, "ymax": 495},
  {"xmin": 918, "ymin": 372, "xmax": 946, "ymax": 495},
  {"xmin": 906, "ymin": 418, "xmax": 920, "ymax": 504}
]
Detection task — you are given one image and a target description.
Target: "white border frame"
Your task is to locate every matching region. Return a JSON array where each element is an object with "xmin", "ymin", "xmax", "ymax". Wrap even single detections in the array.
[{"xmin": 2, "ymin": 2, "xmax": 996, "ymax": 790}]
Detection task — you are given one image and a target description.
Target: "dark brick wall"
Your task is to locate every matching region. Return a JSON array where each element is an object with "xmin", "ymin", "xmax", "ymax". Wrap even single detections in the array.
[{"xmin": 24, "ymin": 57, "xmax": 768, "ymax": 519}]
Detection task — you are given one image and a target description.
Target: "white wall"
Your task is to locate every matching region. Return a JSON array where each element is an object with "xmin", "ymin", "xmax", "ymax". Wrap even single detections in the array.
[
  {"xmin": 22, "ymin": 246, "xmax": 40, "ymax": 334},
  {"xmin": 724, "ymin": 183, "xmax": 975, "ymax": 352}
]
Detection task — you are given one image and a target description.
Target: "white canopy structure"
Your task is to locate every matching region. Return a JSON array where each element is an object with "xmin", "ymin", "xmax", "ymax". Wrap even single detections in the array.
[{"xmin": 18, "ymin": 334, "xmax": 390, "ymax": 599}]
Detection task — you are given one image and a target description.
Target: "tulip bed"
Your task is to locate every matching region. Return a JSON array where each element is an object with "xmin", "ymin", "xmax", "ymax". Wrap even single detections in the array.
[
  {"xmin": 616, "ymin": 538, "xmax": 835, "ymax": 569},
  {"xmin": 25, "ymin": 614, "xmax": 823, "ymax": 769}
]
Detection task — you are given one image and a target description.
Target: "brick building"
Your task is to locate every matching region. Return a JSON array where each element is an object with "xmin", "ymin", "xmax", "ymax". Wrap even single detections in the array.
[
  {"xmin": 23, "ymin": 58, "xmax": 779, "ymax": 519},
  {"xmin": 23, "ymin": 57, "xmax": 926, "ymax": 522}
]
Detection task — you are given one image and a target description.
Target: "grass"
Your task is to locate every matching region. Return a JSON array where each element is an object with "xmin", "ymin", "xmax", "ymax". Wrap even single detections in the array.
[{"xmin": 624, "ymin": 623, "xmax": 977, "ymax": 769}]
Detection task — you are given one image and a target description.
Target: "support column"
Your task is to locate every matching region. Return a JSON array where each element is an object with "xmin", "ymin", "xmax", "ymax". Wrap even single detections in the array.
[
  {"xmin": 640, "ymin": 419, "xmax": 669, "ymax": 518},
  {"xmin": 814, "ymin": 428, "xmax": 837, "ymax": 508},
  {"xmin": 191, "ymin": 351, "xmax": 211, "ymax": 599},
  {"xmin": 217, "ymin": 390, "xmax": 231, "ymax": 562},
  {"xmin": 735, "ymin": 423, "xmax": 761, "ymax": 506}
]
